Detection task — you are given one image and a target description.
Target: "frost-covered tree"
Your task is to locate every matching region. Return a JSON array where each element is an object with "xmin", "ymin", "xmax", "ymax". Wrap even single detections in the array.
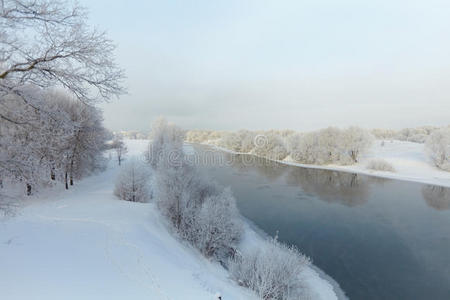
[
  {"xmin": 54, "ymin": 96, "xmax": 107, "ymax": 189},
  {"xmin": 111, "ymin": 137, "xmax": 128, "ymax": 165},
  {"xmin": 0, "ymin": 88, "xmax": 107, "ymax": 194},
  {"xmin": 145, "ymin": 117, "xmax": 185, "ymax": 168},
  {"xmin": 219, "ymin": 130, "xmax": 256, "ymax": 153},
  {"xmin": 114, "ymin": 160, "xmax": 151, "ymax": 202},
  {"xmin": 251, "ymin": 133, "xmax": 288, "ymax": 160},
  {"xmin": 340, "ymin": 126, "xmax": 374, "ymax": 163},
  {"xmin": 190, "ymin": 188, "xmax": 242, "ymax": 259},
  {"xmin": 0, "ymin": 0, "xmax": 124, "ymax": 112},
  {"xmin": 425, "ymin": 128, "xmax": 450, "ymax": 171},
  {"xmin": 219, "ymin": 132, "xmax": 242, "ymax": 152},
  {"xmin": 0, "ymin": 0, "xmax": 123, "ymax": 196},
  {"xmin": 229, "ymin": 237, "xmax": 310, "ymax": 300}
]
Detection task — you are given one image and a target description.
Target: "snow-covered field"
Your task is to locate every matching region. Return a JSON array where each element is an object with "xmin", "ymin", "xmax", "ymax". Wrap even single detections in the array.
[{"xmin": 0, "ymin": 139, "xmax": 338, "ymax": 300}]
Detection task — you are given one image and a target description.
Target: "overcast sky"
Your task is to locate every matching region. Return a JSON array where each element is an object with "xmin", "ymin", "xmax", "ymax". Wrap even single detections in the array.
[{"xmin": 82, "ymin": 0, "xmax": 450, "ymax": 132}]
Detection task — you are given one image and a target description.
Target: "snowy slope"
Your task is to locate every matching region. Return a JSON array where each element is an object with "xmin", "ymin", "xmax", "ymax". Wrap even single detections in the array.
[{"xmin": 0, "ymin": 139, "xmax": 338, "ymax": 300}]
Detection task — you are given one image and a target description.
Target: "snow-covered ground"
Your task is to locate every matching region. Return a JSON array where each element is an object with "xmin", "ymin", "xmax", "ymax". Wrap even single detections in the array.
[
  {"xmin": 201, "ymin": 140, "xmax": 450, "ymax": 188},
  {"xmin": 0, "ymin": 139, "xmax": 338, "ymax": 300}
]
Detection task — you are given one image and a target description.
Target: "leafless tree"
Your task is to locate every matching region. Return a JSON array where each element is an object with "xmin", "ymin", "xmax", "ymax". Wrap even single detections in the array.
[
  {"xmin": 0, "ymin": 0, "xmax": 125, "ymax": 116},
  {"xmin": 111, "ymin": 137, "xmax": 128, "ymax": 166}
]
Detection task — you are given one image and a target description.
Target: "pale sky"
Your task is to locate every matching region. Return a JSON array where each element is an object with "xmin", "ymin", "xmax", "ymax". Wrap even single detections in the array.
[{"xmin": 81, "ymin": 0, "xmax": 450, "ymax": 132}]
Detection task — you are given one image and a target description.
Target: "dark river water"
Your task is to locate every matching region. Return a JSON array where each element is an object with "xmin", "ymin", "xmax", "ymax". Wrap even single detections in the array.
[{"xmin": 190, "ymin": 145, "xmax": 450, "ymax": 300}]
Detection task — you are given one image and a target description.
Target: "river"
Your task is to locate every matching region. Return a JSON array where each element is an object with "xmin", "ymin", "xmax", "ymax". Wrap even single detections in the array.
[{"xmin": 190, "ymin": 145, "xmax": 450, "ymax": 300}]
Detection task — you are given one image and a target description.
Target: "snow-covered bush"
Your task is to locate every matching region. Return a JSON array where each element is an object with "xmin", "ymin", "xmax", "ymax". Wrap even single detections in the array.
[
  {"xmin": 366, "ymin": 159, "xmax": 395, "ymax": 172},
  {"xmin": 155, "ymin": 161, "xmax": 243, "ymax": 260},
  {"xmin": 425, "ymin": 128, "xmax": 450, "ymax": 171},
  {"xmin": 251, "ymin": 133, "xmax": 288, "ymax": 160},
  {"xmin": 114, "ymin": 160, "xmax": 151, "ymax": 202},
  {"xmin": 229, "ymin": 237, "xmax": 310, "ymax": 300},
  {"xmin": 190, "ymin": 188, "xmax": 243, "ymax": 259}
]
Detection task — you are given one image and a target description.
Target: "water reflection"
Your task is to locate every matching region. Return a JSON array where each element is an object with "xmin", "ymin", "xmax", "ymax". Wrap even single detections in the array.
[
  {"xmin": 422, "ymin": 185, "xmax": 450, "ymax": 210},
  {"xmin": 286, "ymin": 168, "xmax": 370, "ymax": 206},
  {"xmin": 233, "ymin": 154, "xmax": 287, "ymax": 181}
]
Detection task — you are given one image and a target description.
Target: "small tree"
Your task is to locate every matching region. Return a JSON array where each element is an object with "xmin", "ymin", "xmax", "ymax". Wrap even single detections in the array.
[
  {"xmin": 114, "ymin": 160, "xmax": 151, "ymax": 202},
  {"xmin": 111, "ymin": 138, "xmax": 128, "ymax": 165},
  {"xmin": 340, "ymin": 126, "xmax": 374, "ymax": 163}
]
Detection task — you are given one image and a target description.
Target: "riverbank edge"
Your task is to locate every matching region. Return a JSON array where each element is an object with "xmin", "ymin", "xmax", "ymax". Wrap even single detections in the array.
[
  {"xmin": 240, "ymin": 216, "xmax": 348, "ymax": 300},
  {"xmin": 187, "ymin": 142, "xmax": 450, "ymax": 188}
]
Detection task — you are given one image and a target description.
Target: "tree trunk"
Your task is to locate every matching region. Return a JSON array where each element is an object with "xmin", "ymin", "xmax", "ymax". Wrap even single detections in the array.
[
  {"xmin": 70, "ymin": 160, "xmax": 74, "ymax": 185},
  {"xmin": 0, "ymin": 178, "xmax": 3, "ymax": 188},
  {"xmin": 65, "ymin": 172, "xmax": 68, "ymax": 190},
  {"xmin": 26, "ymin": 183, "xmax": 32, "ymax": 196},
  {"xmin": 50, "ymin": 167, "xmax": 55, "ymax": 180}
]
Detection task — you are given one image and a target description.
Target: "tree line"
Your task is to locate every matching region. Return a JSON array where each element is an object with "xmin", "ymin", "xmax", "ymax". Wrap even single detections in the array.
[{"xmin": 1, "ymin": 0, "xmax": 124, "ymax": 197}]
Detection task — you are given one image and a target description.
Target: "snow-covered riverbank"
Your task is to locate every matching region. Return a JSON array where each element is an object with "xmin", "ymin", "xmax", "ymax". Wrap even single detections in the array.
[
  {"xmin": 0, "ymin": 139, "xmax": 338, "ymax": 300},
  {"xmin": 196, "ymin": 140, "xmax": 450, "ymax": 188}
]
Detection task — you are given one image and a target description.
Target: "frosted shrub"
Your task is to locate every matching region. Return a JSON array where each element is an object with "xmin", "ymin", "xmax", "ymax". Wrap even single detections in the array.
[
  {"xmin": 288, "ymin": 132, "xmax": 318, "ymax": 164},
  {"xmin": 238, "ymin": 130, "xmax": 257, "ymax": 153},
  {"xmin": 155, "ymin": 163, "xmax": 243, "ymax": 261},
  {"xmin": 114, "ymin": 161, "xmax": 151, "ymax": 202},
  {"xmin": 252, "ymin": 133, "xmax": 288, "ymax": 160},
  {"xmin": 219, "ymin": 132, "xmax": 242, "ymax": 152},
  {"xmin": 229, "ymin": 237, "xmax": 310, "ymax": 300},
  {"xmin": 425, "ymin": 128, "xmax": 450, "ymax": 171},
  {"xmin": 366, "ymin": 159, "xmax": 395, "ymax": 172},
  {"xmin": 289, "ymin": 128, "xmax": 343, "ymax": 165},
  {"xmin": 190, "ymin": 188, "xmax": 243, "ymax": 260},
  {"xmin": 219, "ymin": 130, "xmax": 256, "ymax": 153}
]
